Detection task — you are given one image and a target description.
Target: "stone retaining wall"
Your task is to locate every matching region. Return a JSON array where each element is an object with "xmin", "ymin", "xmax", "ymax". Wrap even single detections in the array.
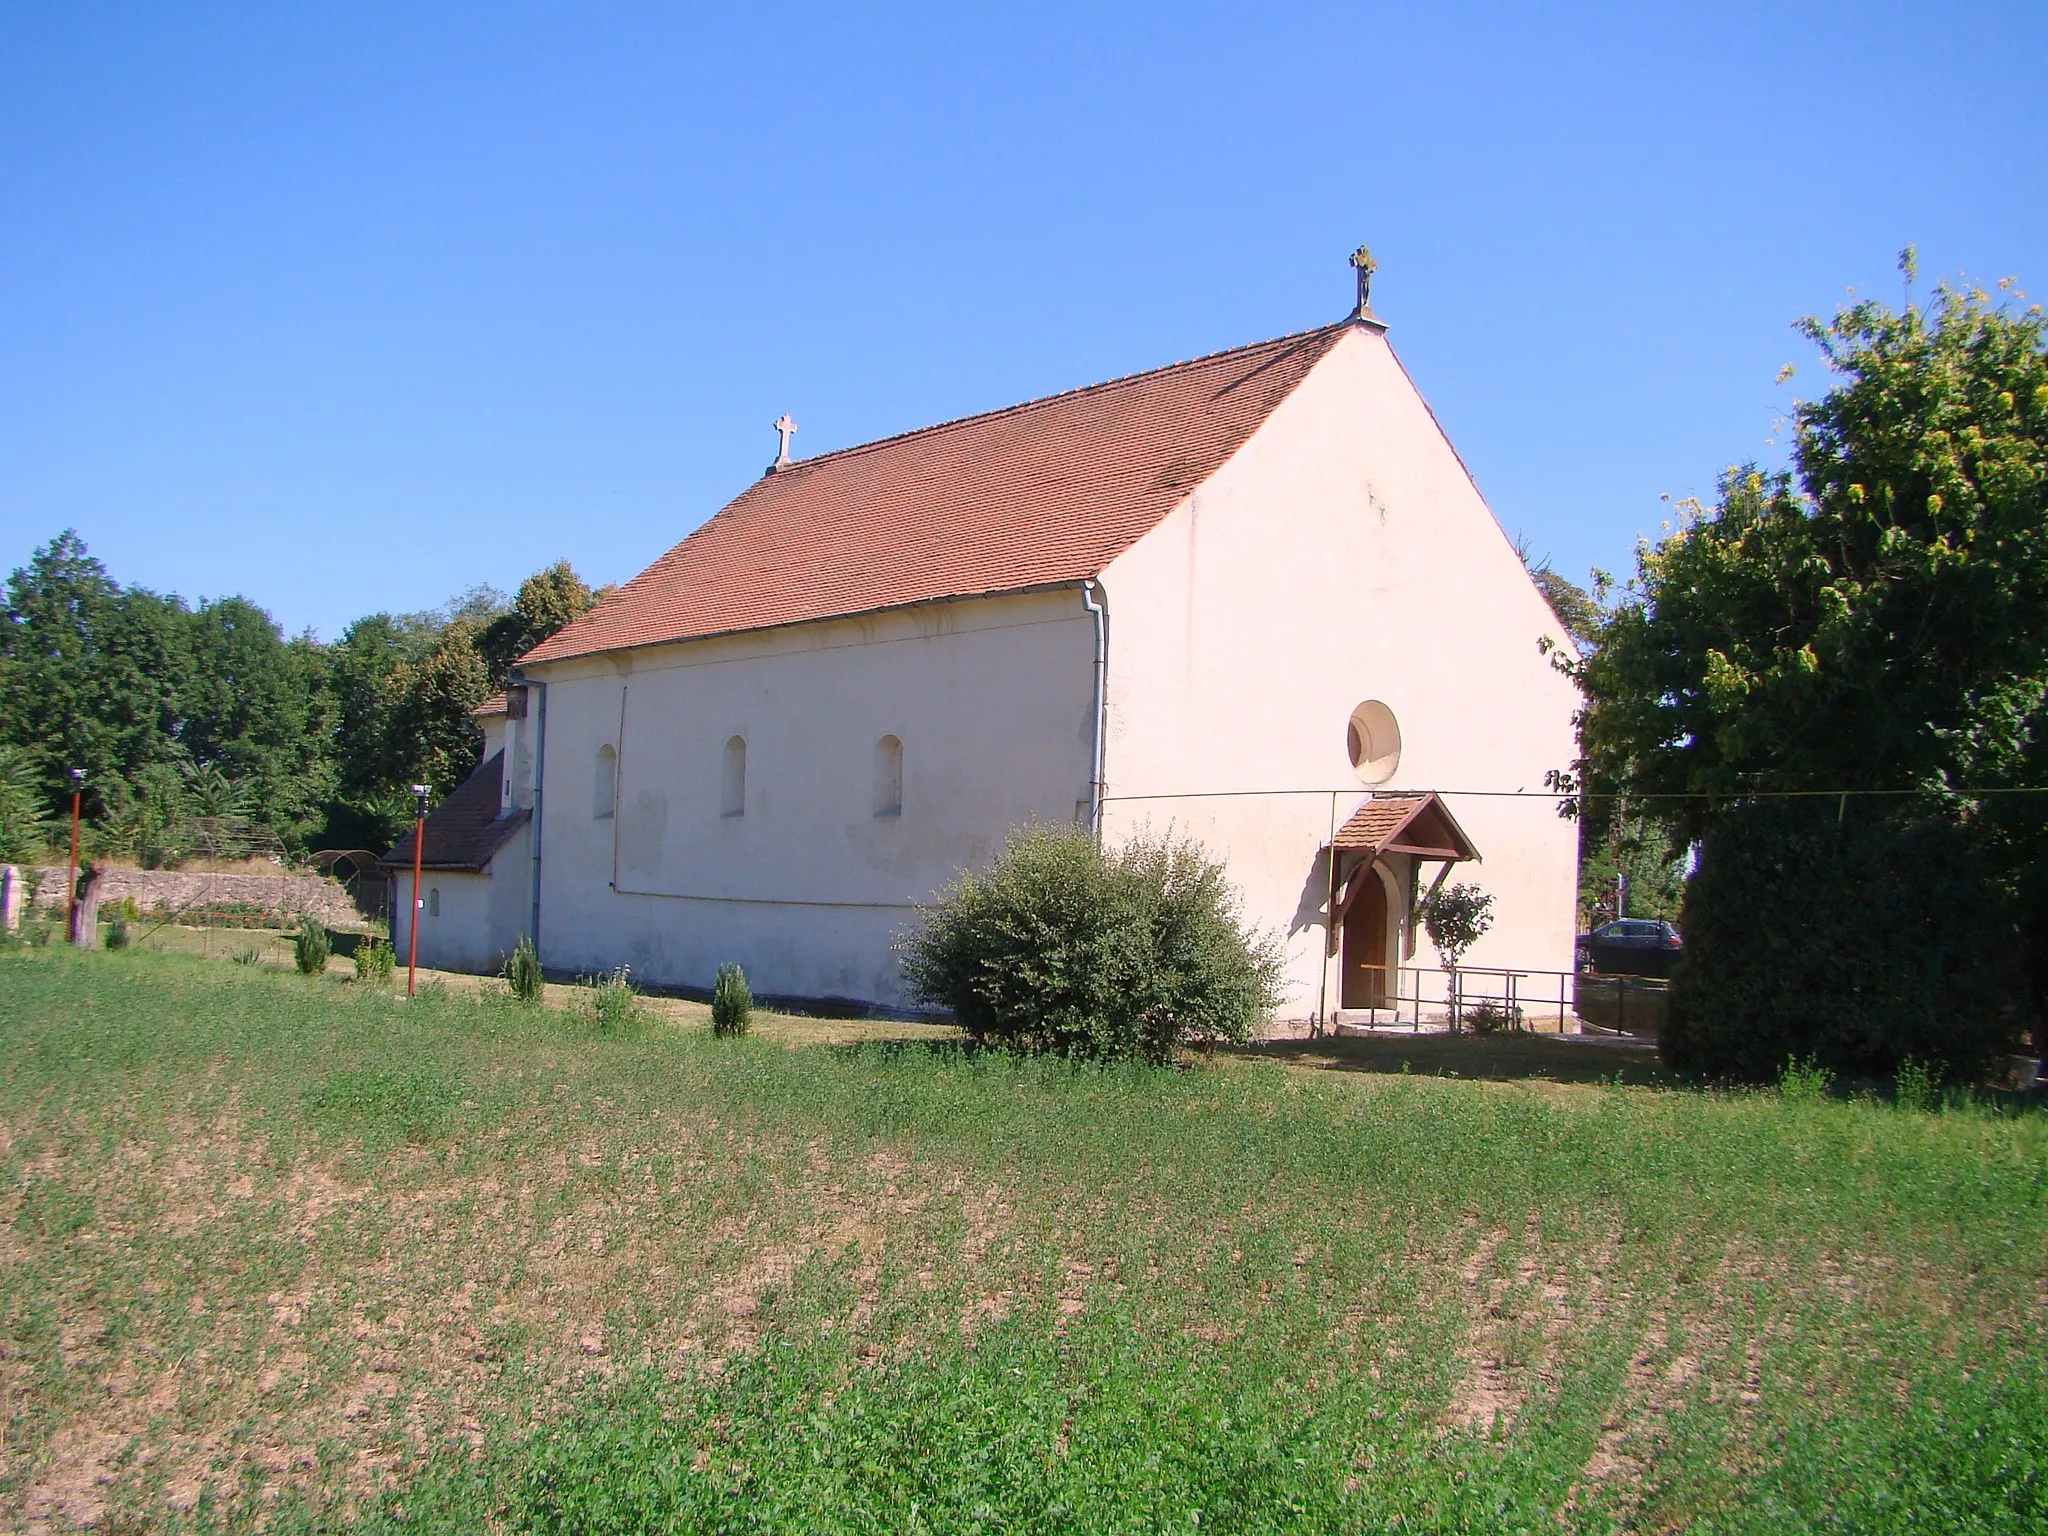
[{"xmin": 19, "ymin": 866, "xmax": 365, "ymax": 927}]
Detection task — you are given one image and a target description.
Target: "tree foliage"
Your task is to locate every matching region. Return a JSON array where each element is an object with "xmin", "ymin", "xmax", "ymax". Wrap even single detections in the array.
[
  {"xmin": 1419, "ymin": 882, "xmax": 1494, "ymax": 972},
  {"xmin": 389, "ymin": 618, "xmax": 495, "ymax": 799},
  {"xmin": 1666, "ymin": 799, "xmax": 2023, "ymax": 1083},
  {"xmin": 1527, "ymin": 563, "xmax": 1608, "ymax": 658},
  {"xmin": 1576, "ymin": 809, "xmax": 1687, "ymax": 928},
  {"xmin": 1579, "ymin": 265, "xmax": 2048, "ymax": 840},
  {"xmin": 479, "ymin": 561, "xmax": 605, "ymax": 683},
  {"xmin": 0, "ymin": 530, "xmax": 608, "ymax": 858},
  {"xmin": 1519, "ymin": 555, "xmax": 1692, "ymax": 927},
  {"xmin": 0, "ymin": 533, "xmax": 187, "ymax": 818},
  {"xmin": 900, "ymin": 825, "xmax": 1284, "ymax": 1061},
  {"xmin": 181, "ymin": 598, "xmax": 336, "ymax": 844},
  {"xmin": 0, "ymin": 746, "xmax": 51, "ymax": 864},
  {"xmin": 1573, "ymin": 255, "xmax": 2048, "ymax": 1053}
]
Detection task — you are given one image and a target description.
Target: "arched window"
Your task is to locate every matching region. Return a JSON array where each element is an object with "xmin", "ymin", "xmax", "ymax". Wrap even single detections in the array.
[
  {"xmin": 428, "ymin": 886, "xmax": 441, "ymax": 918},
  {"xmin": 873, "ymin": 735, "xmax": 902, "ymax": 818},
  {"xmin": 594, "ymin": 743, "xmax": 617, "ymax": 820},
  {"xmin": 721, "ymin": 735, "xmax": 747, "ymax": 818}
]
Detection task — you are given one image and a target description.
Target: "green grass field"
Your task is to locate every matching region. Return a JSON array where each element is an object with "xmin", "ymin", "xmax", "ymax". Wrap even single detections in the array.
[{"xmin": 1, "ymin": 947, "xmax": 2043, "ymax": 1533}]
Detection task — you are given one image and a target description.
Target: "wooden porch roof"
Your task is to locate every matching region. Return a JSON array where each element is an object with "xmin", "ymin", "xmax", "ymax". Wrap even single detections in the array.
[{"xmin": 1330, "ymin": 791, "xmax": 1480, "ymax": 862}]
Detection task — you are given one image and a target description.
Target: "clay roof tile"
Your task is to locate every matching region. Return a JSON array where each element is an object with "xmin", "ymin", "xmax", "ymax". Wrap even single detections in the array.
[{"xmin": 520, "ymin": 323, "xmax": 1352, "ymax": 664}]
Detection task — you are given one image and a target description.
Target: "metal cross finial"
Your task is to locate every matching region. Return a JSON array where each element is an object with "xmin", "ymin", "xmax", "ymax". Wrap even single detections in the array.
[
  {"xmin": 771, "ymin": 414, "xmax": 798, "ymax": 470},
  {"xmin": 1349, "ymin": 245, "xmax": 1377, "ymax": 317}
]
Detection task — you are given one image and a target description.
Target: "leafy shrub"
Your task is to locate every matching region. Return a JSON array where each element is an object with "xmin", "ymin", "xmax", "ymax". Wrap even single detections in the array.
[
  {"xmin": 1463, "ymin": 998, "xmax": 1521, "ymax": 1035},
  {"xmin": 104, "ymin": 914, "xmax": 130, "ymax": 950},
  {"xmin": 1895, "ymin": 1056, "xmax": 1940, "ymax": 1113},
  {"xmin": 1666, "ymin": 800, "xmax": 2024, "ymax": 1084},
  {"xmin": 292, "ymin": 915, "xmax": 330, "ymax": 976},
  {"xmin": 354, "ymin": 937, "xmax": 396, "ymax": 984},
  {"xmin": 231, "ymin": 945, "xmax": 263, "ymax": 967},
  {"xmin": 711, "ymin": 962, "xmax": 752, "ymax": 1037},
  {"xmin": 1778, "ymin": 1056, "xmax": 1832, "ymax": 1102},
  {"xmin": 898, "ymin": 825, "xmax": 1283, "ymax": 1062},
  {"xmin": 579, "ymin": 966, "xmax": 642, "ymax": 1030},
  {"xmin": 505, "ymin": 935, "xmax": 544, "ymax": 1003}
]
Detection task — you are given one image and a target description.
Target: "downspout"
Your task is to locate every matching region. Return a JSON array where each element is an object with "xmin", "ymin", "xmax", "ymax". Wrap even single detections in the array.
[
  {"xmin": 1081, "ymin": 580, "xmax": 1108, "ymax": 837},
  {"xmin": 523, "ymin": 676, "xmax": 548, "ymax": 958}
]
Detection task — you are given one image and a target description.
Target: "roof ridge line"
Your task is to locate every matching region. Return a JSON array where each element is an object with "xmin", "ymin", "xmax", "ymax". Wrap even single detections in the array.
[{"xmin": 763, "ymin": 319, "xmax": 1352, "ymax": 478}]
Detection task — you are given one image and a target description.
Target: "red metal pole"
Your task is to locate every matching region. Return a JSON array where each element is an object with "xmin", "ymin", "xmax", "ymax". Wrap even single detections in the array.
[
  {"xmin": 65, "ymin": 785, "xmax": 81, "ymax": 943},
  {"xmin": 406, "ymin": 803, "xmax": 425, "ymax": 998}
]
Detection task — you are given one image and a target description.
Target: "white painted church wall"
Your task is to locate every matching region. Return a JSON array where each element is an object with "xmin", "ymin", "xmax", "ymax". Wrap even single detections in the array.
[
  {"xmin": 525, "ymin": 588, "xmax": 1096, "ymax": 1006},
  {"xmin": 1098, "ymin": 324, "xmax": 1582, "ymax": 1020}
]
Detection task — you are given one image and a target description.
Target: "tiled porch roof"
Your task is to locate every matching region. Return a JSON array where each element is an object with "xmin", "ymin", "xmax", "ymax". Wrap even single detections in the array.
[{"xmin": 1331, "ymin": 792, "xmax": 1480, "ymax": 861}]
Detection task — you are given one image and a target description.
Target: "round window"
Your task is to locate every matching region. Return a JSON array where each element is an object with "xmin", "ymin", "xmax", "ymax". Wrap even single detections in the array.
[{"xmin": 1346, "ymin": 700, "xmax": 1401, "ymax": 784}]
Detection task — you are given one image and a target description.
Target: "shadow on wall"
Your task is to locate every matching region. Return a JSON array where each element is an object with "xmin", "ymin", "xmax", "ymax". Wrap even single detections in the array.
[{"xmin": 1288, "ymin": 848, "xmax": 1332, "ymax": 939}]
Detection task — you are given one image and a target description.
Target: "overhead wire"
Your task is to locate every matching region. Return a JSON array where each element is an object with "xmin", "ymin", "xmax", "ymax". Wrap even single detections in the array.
[{"xmin": 1099, "ymin": 785, "xmax": 2048, "ymax": 804}]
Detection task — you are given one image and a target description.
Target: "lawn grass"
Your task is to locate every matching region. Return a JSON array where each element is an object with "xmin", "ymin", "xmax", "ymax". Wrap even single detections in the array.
[{"xmin": 1, "ymin": 946, "xmax": 2043, "ymax": 1532}]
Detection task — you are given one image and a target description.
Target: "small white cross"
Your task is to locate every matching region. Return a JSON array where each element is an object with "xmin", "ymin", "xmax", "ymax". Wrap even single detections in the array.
[{"xmin": 772, "ymin": 414, "xmax": 798, "ymax": 467}]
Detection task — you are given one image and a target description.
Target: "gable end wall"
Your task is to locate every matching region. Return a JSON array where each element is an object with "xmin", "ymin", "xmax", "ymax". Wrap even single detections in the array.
[{"xmin": 1099, "ymin": 325, "xmax": 1581, "ymax": 1018}]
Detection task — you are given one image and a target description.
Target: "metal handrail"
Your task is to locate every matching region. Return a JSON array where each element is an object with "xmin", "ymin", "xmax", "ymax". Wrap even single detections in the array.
[{"xmin": 1323, "ymin": 962, "xmax": 1668, "ymax": 1036}]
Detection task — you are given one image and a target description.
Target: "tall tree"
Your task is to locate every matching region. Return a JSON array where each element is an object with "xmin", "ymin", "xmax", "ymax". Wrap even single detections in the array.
[
  {"xmin": 478, "ymin": 560, "xmax": 604, "ymax": 682},
  {"xmin": 180, "ymin": 598, "xmax": 335, "ymax": 846},
  {"xmin": 1521, "ymin": 556, "xmax": 1687, "ymax": 927},
  {"xmin": 1579, "ymin": 261, "xmax": 2048, "ymax": 840},
  {"xmin": 388, "ymin": 618, "xmax": 494, "ymax": 798},
  {"xmin": 0, "ymin": 532, "xmax": 192, "ymax": 817},
  {"xmin": 320, "ymin": 610, "xmax": 455, "ymax": 849},
  {"xmin": 0, "ymin": 745, "xmax": 52, "ymax": 863},
  {"xmin": 1575, "ymin": 256, "xmax": 2048, "ymax": 1062}
]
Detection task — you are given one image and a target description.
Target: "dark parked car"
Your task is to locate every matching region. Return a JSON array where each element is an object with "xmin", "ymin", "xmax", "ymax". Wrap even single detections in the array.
[{"xmin": 1577, "ymin": 918, "xmax": 1683, "ymax": 978}]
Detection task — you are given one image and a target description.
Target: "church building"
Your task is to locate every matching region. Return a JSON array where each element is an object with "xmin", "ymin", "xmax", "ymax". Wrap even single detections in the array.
[{"xmin": 389, "ymin": 258, "xmax": 1581, "ymax": 1023}]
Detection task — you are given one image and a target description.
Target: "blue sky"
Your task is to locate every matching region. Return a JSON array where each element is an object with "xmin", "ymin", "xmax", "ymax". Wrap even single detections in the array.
[{"xmin": 2, "ymin": 1, "xmax": 2043, "ymax": 639}]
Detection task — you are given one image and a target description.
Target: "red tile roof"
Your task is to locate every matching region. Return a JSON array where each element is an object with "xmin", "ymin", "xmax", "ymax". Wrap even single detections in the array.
[
  {"xmin": 521, "ymin": 323, "xmax": 1353, "ymax": 664},
  {"xmin": 381, "ymin": 753, "xmax": 530, "ymax": 873}
]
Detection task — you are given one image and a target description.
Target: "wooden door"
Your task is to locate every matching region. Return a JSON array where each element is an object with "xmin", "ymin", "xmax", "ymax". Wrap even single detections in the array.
[{"xmin": 1341, "ymin": 862, "xmax": 1389, "ymax": 1009}]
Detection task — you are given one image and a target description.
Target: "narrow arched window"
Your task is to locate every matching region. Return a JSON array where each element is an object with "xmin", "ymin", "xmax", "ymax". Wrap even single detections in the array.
[
  {"xmin": 594, "ymin": 743, "xmax": 617, "ymax": 820},
  {"xmin": 873, "ymin": 735, "xmax": 902, "ymax": 818},
  {"xmin": 721, "ymin": 735, "xmax": 746, "ymax": 818},
  {"xmin": 428, "ymin": 886, "xmax": 441, "ymax": 918}
]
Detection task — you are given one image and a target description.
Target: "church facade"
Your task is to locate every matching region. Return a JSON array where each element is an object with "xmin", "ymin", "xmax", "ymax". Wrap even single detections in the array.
[{"xmin": 390, "ymin": 289, "xmax": 1581, "ymax": 1023}]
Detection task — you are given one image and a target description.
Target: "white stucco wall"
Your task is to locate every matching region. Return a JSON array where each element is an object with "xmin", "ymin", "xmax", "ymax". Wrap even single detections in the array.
[
  {"xmin": 522, "ymin": 589, "xmax": 1097, "ymax": 1005},
  {"xmin": 1098, "ymin": 323, "xmax": 1581, "ymax": 1020},
  {"xmin": 392, "ymin": 846, "xmax": 531, "ymax": 976}
]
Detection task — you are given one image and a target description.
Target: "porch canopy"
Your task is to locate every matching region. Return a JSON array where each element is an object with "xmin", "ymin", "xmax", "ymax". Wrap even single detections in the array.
[
  {"xmin": 1326, "ymin": 791, "xmax": 1481, "ymax": 956},
  {"xmin": 1330, "ymin": 791, "xmax": 1479, "ymax": 860}
]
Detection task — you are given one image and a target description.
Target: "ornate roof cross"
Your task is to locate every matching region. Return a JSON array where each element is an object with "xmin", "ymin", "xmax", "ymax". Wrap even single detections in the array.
[
  {"xmin": 1349, "ymin": 245, "xmax": 1377, "ymax": 319},
  {"xmin": 770, "ymin": 414, "xmax": 798, "ymax": 471}
]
